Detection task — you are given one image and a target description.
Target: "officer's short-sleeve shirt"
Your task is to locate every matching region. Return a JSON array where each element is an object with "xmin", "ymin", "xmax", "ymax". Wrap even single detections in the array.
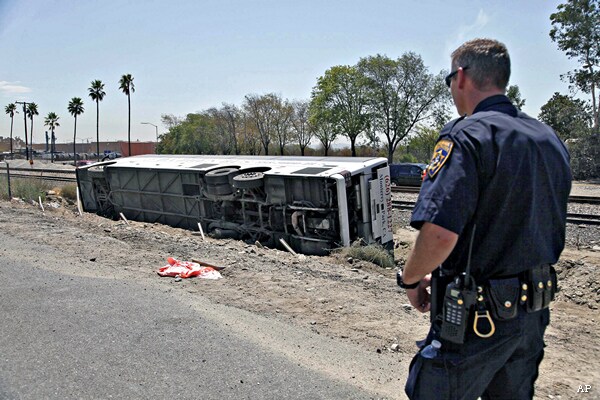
[{"xmin": 410, "ymin": 95, "xmax": 572, "ymax": 281}]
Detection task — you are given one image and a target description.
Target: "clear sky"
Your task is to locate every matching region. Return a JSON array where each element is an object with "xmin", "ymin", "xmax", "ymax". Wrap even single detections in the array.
[{"xmin": 0, "ymin": 0, "xmax": 580, "ymax": 146}]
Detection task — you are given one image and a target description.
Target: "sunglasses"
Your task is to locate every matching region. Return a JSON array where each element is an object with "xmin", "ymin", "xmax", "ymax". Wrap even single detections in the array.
[{"xmin": 445, "ymin": 66, "xmax": 469, "ymax": 87}]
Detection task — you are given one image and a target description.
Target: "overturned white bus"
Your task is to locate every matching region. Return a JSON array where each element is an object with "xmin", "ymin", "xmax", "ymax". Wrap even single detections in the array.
[{"xmin": 76, "ymin": 155, "xmax": 393, "ymax": 256}]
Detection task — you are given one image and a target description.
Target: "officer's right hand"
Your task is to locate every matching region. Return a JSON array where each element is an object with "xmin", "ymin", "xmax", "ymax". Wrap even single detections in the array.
[{"xmin": 406, "ymin": 274, "xmax": 432, "ymax": 313}]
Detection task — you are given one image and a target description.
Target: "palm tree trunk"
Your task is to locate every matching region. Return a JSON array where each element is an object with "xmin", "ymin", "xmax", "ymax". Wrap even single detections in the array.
[
  {"xmin": 73, "ymin": 116, "xmax": 77, "ymax": 166},
  {"xmin": 51, "ymin": 127, "xmax": 55, "ymax": 163},
  {"xmin": 127, "ymin": 94, "xmax": 131, "ymax": 156},
  {"xmin": 96, "ymin": 100, "xmax": 100, "ymax": 161}
]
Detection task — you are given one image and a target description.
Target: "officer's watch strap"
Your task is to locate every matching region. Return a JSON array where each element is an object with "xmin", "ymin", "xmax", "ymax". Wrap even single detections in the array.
[{"xmin": 396, "ymin": 270, "xmax": 420, "ymax": 289}]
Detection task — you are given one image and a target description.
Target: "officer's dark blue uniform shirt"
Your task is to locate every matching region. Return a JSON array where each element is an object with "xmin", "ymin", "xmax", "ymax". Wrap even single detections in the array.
[{"xmin": 410, "ymin": 95, "xmax": 572, "ymax": 281}]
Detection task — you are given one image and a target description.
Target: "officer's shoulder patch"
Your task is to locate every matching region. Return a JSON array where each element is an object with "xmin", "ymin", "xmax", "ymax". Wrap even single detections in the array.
[{"xmin": 427, "ymin": 139, "xmax": 454, "ymax": 179}]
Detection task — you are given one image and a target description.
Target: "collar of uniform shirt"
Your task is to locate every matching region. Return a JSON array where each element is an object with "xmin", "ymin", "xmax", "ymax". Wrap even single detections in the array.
[{"xmin": 472, "ymin": 94, "xmax": 517, "ymax": 117}]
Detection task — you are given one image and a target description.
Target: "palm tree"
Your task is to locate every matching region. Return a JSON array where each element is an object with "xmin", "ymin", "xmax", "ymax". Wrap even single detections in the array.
[
  {"xmin": 26, "ymin": 102, "xmax": 39, "ymax": 161},
  {"xmin": 119, "ymin": 74, "xmax": 135, "ymax": 156},
  {"xmin": 88, "ymin": 80, "xmax": 106, "ymax": 161},
  {"xmin": 5, "ymin": 103, "xmax": 18, "ymax": 158},
  {"xmin": 67, "ymin": 98, "xmax": 84, "ymax": 165},
  {"xmin": 44, "ymin": 112, "xmax": 60, "ymax": 163}
]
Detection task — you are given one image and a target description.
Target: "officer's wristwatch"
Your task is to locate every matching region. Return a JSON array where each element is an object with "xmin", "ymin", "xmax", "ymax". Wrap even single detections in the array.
[{"xmin": 396, "ymin": 270, "xmax": 420, "ymax": 289}]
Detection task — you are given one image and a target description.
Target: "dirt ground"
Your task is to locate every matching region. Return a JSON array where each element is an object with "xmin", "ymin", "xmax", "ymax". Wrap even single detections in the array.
[{"xmin": 1, "ymin": 195, "xmax": 599, "ymax": 399}]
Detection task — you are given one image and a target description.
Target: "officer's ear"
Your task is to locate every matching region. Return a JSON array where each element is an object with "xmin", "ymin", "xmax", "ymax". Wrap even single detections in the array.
[{"xmin": 457, "ymin": 68, "xmax": 469, "ymax": 90}]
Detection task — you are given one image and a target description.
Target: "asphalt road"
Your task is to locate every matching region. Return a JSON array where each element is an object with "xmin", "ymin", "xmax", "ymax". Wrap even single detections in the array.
[{"xmin": 0, "ymin": 231, "xmax": 382, "ymax": 400}]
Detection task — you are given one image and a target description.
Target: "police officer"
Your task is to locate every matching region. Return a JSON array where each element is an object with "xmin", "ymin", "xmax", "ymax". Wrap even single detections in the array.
[{"xmin": 399, "ymin": 39, "xmax": 572, "ymax": 399}]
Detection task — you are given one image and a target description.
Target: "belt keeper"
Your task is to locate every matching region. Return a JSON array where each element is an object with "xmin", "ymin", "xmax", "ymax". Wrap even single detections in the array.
[{"xmin": 473, "ymin": 310, "xmax": 495, "ymax": 338}]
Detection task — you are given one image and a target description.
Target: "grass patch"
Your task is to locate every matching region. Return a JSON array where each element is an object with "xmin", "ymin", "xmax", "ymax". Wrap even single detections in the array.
[
  {"xmin": 337, "ymin": 240, "xmax": 396, "ymax": 269},
  {"xmin": 60, "ymin": 184, "xmax": 78, "ymax": 201},
  {"xmin": 0, "ymin": 176, "xmax": 52, "ymax": 202}
]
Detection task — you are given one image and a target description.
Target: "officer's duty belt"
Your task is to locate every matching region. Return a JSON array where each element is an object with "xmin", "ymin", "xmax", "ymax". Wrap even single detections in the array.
[{"xmin": 483, "ymin": 264, "xmax": 557, "ymax": 321}]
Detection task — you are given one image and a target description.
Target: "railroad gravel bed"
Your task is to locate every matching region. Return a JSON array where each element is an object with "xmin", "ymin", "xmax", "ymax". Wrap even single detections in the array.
[{"xmin": 392, "ymin": 192, "xmax": 600, "ymax": 249}]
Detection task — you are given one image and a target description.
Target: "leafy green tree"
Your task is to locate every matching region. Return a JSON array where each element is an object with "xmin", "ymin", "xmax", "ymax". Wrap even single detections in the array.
[
  {"xmin": 205, "ymin": 107, "xmax": 232, "ymax": 154},
  {"xmin": 568, "ymin": 135, "xmax": 600, "ymax": 178},
  {"xmin": 406, "ymin": 125, "xmax": 440, "ymax": 163},
  {"xmin": 158, "ymin": 113, "xmax": 219, "ymax": 155},
  {"xmin": 311, "ymin": 118, "xmax": 338, "ymax": 156},
  {"xmin": 5, "ymin": 103, "xmax": 18, "ymax": 157},
  {"xmin": 291, "ymin": 100, "xmax": 314, "ymax": 156},
  {"xmin": 310, "ymin": 65, "xmax": 369, "ymax": 157},
  {"xmin": 308, "ymin": 98, "xmax": 338, "ymax": 156},
  {"xmin": 272, "ymin": 97, "xmax": 293, "ymax": 155},
  {"xmin": 67, "ymin": 97, "xmax": 84, "ymax": 165},
  {"xmin": 539, "ymin": 92, "xmax": 593, "ymax": 140},
  {"xmin": 88, "ymin": 80, "xmax": 106, "ymax": 161},
  {"xmin": 358, "ymin": 53, "xmax": 450, "ymax": 163},
  {"xmin": 243, "ymin": 93, "xmax": 279, "ymax": 155},
  {"xmin": 239, "ymin": 112, "xmax": 262, "ymax": 155},
  {"xmin": 203, "ymin": 108, "xmax": 236, "ymax": 154},
  {"xmin": 550, "ymin": 0, "xmax": 600, "ymax": 131},
  {"xmin": 26, "ymin": 102, "xmax": 39, "ymax": 161},
  {"xmin": 161, "ymin": 114, "xmax": 182, "ymax": 130},
  {"xmin": 157, "ymin": 115, "xmax": 181, "ymax": 154},
  {"xmin": 205, "ymin": 103, "xmax": 243, "ymax": 155},
  {"xmin": 119, "ymin": 74, "xmax": 135, "ymax": 155},
  {"xmin": 44, "ymin": 112, "xmax": 60, "ymax": 163},
  {"xmin": 220, "ymin": 103, "xmax": 241, "ymax": 155},
  {"xmin": 506, "ymin": 85, "xmax": 526, "ymax": 110}
]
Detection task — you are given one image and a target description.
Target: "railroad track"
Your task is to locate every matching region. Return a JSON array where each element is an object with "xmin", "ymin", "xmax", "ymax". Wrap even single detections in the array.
[
  {"xmin": 566, "ymin": 212, "xmax": 600, "ymax": 225},
  {"xmin": 391, "ymin": 186, "xmax": 420, "ymax": 193},
  {"xmin": 0, "ymin": 172, "xmax": 76, "ymax": 183},
  {"xmin": 392, "ymin": 200, "xmax": 600, "ymax": 226},
  {"xmin": 392, "ymin": 186, "xmax": 600, "ymax": 205},
  {"xmin": 391, "ymin": 200, "xmax": 416, "ymax": 211},
  {"xmin": 569, "ymin": 195, "xmax": 600, "ymax": 205},
  {"xmin": 0, "ymin": 166, "xmax": 77, "ymax": 184}
]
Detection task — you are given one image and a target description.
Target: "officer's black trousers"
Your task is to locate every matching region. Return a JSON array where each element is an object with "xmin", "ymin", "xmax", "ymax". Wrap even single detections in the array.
[{"xmin": 405, "ymin": 307, "xmax": 549, "ymax": 400}]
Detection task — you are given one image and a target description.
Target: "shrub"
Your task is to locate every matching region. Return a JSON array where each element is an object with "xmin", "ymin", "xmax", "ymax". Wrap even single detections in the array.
[
  {"xmin": 394, "ymin": 153, "xmax": 419, "ymax": 163},
  {"xmin": 0, "ymin": 176, "xmax": 6, "ymax": 200},
  {"xmin": 0, "ymin": 177, "xmax": 52, "ymax": 202},
  {"xmin": 60, "ymin": 184, "xmax": 78, "ymax": 201},
  {"xmin": 568, "ymin": 135, "xmax": 600, "ymax": 180},
  {"xmin": 337, "ymin": 240, "xmax": 395, "ymax": 269}
]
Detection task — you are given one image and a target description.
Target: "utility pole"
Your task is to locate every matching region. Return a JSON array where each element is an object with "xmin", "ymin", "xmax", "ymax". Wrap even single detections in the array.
[
  {"xmin": 14, "ymin": 101, "xmax": 29, "ymax": 162},
  {"xmin": 141, "ymin": 122, "xmax": 159, "ymax": 154}
]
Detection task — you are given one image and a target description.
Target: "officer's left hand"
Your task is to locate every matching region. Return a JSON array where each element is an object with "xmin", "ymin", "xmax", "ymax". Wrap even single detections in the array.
[{"xmin": 406, "ymin": 274, "xmax": 432, "ymax": 313}]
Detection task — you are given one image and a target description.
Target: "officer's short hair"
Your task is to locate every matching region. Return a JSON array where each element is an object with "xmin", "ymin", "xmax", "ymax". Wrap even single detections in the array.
[{"xmin": 451, "ymin": 38, "xmax": 510, "ymax": 91}]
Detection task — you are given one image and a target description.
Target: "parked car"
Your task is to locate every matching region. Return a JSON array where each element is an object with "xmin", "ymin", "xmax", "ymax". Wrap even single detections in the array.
[
  {"xmin": 389, "ymin": 163, "xmax": 427, "ymax": 186},
  {"xmin": 101, "ymin": 152, "xmax": 122, "ymax": 161}
]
